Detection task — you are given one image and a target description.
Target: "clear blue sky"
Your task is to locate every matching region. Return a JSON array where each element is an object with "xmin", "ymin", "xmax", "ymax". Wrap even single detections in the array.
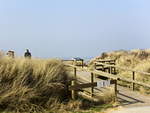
[{"xmin": 0, "ymin": 0, "xmax": 150, "ymax": 58}]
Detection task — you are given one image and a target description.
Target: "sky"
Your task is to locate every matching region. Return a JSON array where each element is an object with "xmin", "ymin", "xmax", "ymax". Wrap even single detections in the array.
[{"xmin": 0, "ymin": 0, "xmax": 150, "ymax": 58}]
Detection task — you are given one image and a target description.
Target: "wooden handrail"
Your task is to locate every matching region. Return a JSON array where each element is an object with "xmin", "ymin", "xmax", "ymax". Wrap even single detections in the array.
[
  {"xmin": 62, "ymin": 60, "xmax": 74, "ymax": 61},
  {"xmin": 65, "ymin": 63, "xmax": 150, "ymax": 88},
  {"xmin": 95, "ymin": 62, "xmax": 150, "ymax": 76},
  {"xmin": 96, "ymin": 59, "xmax": 116, "ymax": 62}
]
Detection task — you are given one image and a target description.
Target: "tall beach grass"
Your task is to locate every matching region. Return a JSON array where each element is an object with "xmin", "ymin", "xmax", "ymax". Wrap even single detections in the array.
[
  {"xmin": 0, "ymin": 57, "xmax": 72, "ymax": 112},
  {"xmin": 89, "ymin": 49, "xmax": 150, "ymax": 93}
]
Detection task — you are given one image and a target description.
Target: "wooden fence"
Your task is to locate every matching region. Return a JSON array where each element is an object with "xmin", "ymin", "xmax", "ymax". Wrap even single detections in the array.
[
  {"xmin": 95, "ymin": 61, "xmax": 150, "ymax": 91},
  {"xmin": 65, "ymin": 60, "xmax": 150, "ymax": 101},
  {"xmin": 62, "ymin": 59, "xmax": 84, "ymax": 68},
  {"xmin": 94, "ymin": 59, "xmax": 116, "ymax": 74},
  {"xmin": 65, "ymin": 64, "xmax": 118, "ymax": 100}
]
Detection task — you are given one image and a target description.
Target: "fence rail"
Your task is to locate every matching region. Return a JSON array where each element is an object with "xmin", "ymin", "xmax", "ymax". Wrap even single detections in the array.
[
  {"xmin": 95, "ymin": 61, "xmax": 150, "ymax": 91},
  {"xmin": 66, "ymin": 63, "xmax": 150, "ymax": 88},
  {"xmin": 95, "ymin": 62, "xmax": 150, "ymax": 76},
  {"xmin": 65, "ymin": 61, "xmax": 150, "ymax": 100},
  {"xmin": 62, "ymin": 59, "xmax": 84, "ymax": 68}
]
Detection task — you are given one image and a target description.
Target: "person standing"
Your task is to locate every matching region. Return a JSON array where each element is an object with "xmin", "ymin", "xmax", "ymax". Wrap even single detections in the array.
[
  {"xmin": 24, "ymin": 49, "xmax": 32, "ymax": 59},
  {"xmin": 6, "ymin": 50, "xmax": 15, "ymax": 58}
]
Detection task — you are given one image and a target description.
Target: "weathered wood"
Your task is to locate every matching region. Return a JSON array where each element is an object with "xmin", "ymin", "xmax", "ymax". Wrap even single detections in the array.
[
  {"xmin": 91, "ymin": 72, "xmax": 94, "ymax": 97},
  {"xmin": 74, "ymin": 67, "xmax": 77, "ymax": 78},
  {"xmin": 94, "ymin": 63, "xmax": 150, "ymax": 88},
  {"xmin": 69, "ymin": 80, "xmax": 116, "ymax": 90},
  {"xmin": 109, "ymin": 62, "xmax": 116, "ymax": 65},
  {"xmin": 69, "ymin": 82, "xmax": 97, "ymax": 90},
  {"xmin": 78, "ymin": 92, "xmax": 99, "ymax": 102},
  {"xmin": 96, "ymin": 67, "xmax": 111, "ymax": 71},
  {"xmin": 97, "ymin": 59, "xmax": 116, "ymax": 63},
  {"xmin": 108, "ymin": 67, "xmax": 111, "ymax": 73},
  {"xmin": 90, "ymin": 69, "xmax": 118, "ymax": 80},
  {"xmin": 94, "ymin": 67, "xmax": 150, "ymax": 88},
  {"xmin": 68, "ymin": 59, "xmax": 84, "ymax": 67},
  {"xmin": 94, "ymin": 63, "xmax": 97, "ymax": 70},
  {"xmin": 114, "ymin": 80, "xmax": 118, "ymax": 102},
  {"xmin": 113, "ymin": 67, "xmax": 116, "ymax": 75},
  {"xmin": 95, "ymin": 62, "xmax": 150, "ymax": 76},
  {"xmin": 119, "ymin": 76, "xmax": 150, "ymax": 88},
  {"xmin": 65, "ymin": 64, "xmax": 150, "ymax": 88},
  {"xmin": 62, "ymin": 60, "xmax": 74, "ymax": 61},
  {"xmin": 82, "ymin": 60, "xmax": 84, "ymax": 68},
  {"xmin": 65, "ymin": 60, "xmax": 150, "ymax": 102},
  {"xmin": 71, "ymin": 80, "xmax": 77, "ymax": 99},
  {"xmin": 65, "ymin": 64, "xmax": 78, "ymax": 68},
  {"xmin": 132, "ymin": 71, "xmax": 135, "ymax": 91}
]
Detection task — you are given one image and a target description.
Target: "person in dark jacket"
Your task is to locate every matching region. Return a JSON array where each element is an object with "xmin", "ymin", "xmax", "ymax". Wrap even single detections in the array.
[{"xmin": 24, "ymin": 49, "xmax": 31, "ymax": 59}]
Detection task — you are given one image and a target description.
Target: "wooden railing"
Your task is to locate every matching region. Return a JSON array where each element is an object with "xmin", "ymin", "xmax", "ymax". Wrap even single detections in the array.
[
  {"xmin": 96, "ymin": 59, "xmax": 116, "ymax": 65},
  {"xmin": 65, "ymin": 61, "xmax": 150, "ymax": 100},
  {"xmin": 94, "ymin": 59, "xmax": 116, "ymax": 74},
  {"xmin": 62, "ymin": 59, "xmax": 84, "ymax": 68},
  {"xmin": 65, "ymin": 64, "xmax": 117, "ymax": 100},
  {"xmin": 95, "ymin": 61, "xmax": 150, "ymax": 91}
]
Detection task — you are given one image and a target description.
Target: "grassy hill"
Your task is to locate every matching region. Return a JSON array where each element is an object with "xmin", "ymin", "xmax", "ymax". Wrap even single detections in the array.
[
  {"xmin": 0, "ymin": 56, "xmax": 115, "ymax": 113},
  {"xmin": 89, "ymin": 49, "xmax": 150, "ymax": 94},
  {"xmin": 0, "ymin": 57, "xmax": 73, "ymax": 112}
]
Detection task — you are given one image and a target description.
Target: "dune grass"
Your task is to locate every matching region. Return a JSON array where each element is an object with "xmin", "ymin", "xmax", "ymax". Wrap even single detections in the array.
[
  {"xmin": 89, "ymin": 49, "xmax": 150, "ymax": 94},
  {"xmin": 0, "ymin": 57, "xmax": 73, "ymax": 112},
  {"xmin": 0, "ymin": 57, "xmax": 115, "ymax": 113}
]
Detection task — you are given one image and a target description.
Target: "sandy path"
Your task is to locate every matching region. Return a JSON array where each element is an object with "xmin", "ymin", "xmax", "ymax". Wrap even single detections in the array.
[
  {"xmin": 109, "ymin": 106, "xmax": 150, "ymax": 113},
  {"xmin": 71, "ymin": 69, "xmax": 150, "ymax": 112}
]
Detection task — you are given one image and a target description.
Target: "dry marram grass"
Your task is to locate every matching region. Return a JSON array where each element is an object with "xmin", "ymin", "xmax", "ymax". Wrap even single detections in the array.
[
  {"xmin": 0, "ymin": 58, "xmax": 72, "ymax": 112},
  {"xmin": 89, "ymin": 49, "xmax": 150, "ymax": 93}
]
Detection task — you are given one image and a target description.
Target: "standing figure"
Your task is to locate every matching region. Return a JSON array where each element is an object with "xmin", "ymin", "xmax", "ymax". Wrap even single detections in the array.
[
  {"xmin": 24, "ymin": 49, "xmax": 31, "ymax": 59},
  {"xmin": 7, "ymin": 50, "xmax": 15, "ymax": 58}
]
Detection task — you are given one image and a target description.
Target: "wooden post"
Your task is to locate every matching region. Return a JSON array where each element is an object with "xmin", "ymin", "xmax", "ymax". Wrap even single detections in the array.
[
  {"xmin": 114, "ymin": 80, "xmax": 118, "ymax": 102},
  {"xmin": 74, "ymin": 67, "xmax": 77, "ymax": 78},
  {"xmin": 114, "ymin": 60, "xmax": 116, "ymax": 75},
  {"xmin": 72, "ymin": 67, "xmax": 77, "ymax": 99},
  {"xmin": 91, "ymin": 72, "xmax": 94, "ymax": 97},
  {"xmin": 111, "ymin": 67, "xmax": 115, "ymax": 74},
  {"xmin": 102, "ymin": 65, "xmax": 104, "ymax": 72},
  {"xmin": 94, "ymin": 63, "xmax": 96, "ymax": 70},
  {"xmin": 108, "ymin": 67, "xmax": 111, "ymax": 74},
  {"xmin": 82, "ymin": 60, "xmax": 84, "ymax": 68},
  {"xmin": 132, "ymin": 71, "xmax": 135, "ymax": 91},
  {"xmin": 71, "ymin": 80, "xmax": 77, "ymax": 100},
  {"xmin": 110, "ymin": 67, "xmax": 112, "ymax": 74},
  {"xmin": 114, "ymin": 67, "xmax": 116, "ymax": 75}
]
